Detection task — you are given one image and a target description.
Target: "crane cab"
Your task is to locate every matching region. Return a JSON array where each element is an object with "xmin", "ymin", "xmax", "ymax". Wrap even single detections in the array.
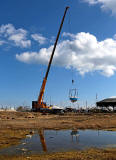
[{"xmin": 32, "ymin": 101, "xmax": 47, "ymax": 111}]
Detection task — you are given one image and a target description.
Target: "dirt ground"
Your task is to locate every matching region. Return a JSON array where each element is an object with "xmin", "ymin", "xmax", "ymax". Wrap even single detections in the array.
[
  {"xmin": 1, "ymin": 111, "xmax": 116, "ymax": 130},
  {"xmin": 0, "ymin": 148, "xmax": 116, "ymax": 160},
  {"xmin": 1, "ymin": 111, "xmax": 116, "ymax": 159}
]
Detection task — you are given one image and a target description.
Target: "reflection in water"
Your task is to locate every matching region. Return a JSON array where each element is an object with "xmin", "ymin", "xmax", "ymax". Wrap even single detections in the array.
[
  {"xmin": 38, "ymin": 130, "xmax": 80, "ymax": 152},
  {"xmin": 38, "ymin": 130, "xmax": 47, "ymax": 152},
  {"xmin": 0, "ymin": 129, "xmax": 116, "ymax": 155},
  {"xmin": 98, "ymin": 130, "xmax": 100, "ymax": 136},
  {"xmin": 71, "ymin": 130, "xmax": 79, "ymax": 142}
]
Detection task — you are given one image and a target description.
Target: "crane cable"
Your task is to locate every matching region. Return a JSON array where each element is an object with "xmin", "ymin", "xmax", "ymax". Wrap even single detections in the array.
[
  {"xmin": 67, "ymin": 10, "xmax": 79, "ymax": 103},
  {"xmin": 68, "ymin": 10, "xmax": 75, "ymax": 85}
]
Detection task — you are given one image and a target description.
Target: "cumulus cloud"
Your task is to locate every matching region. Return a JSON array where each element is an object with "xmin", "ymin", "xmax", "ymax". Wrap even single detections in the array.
[
  {"xmin": 83, "ymin": 0, "xmax": 116, "ymax": 14},
  {"xmin": 0, "ymin": 24, "xmax": 31, "ymax": 48},
  {"xmin": 16, "ymin": 32, "xmax": 116, "ymax": 77},
  {"xmin": 31, "ymin": 33, "xmax": 47, "ymax": 45}
]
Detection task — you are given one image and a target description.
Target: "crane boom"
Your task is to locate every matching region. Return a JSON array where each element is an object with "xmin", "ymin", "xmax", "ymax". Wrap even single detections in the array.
[{"xmin": 32, "ymin": 7, "xmax": 69, "ymax": 110}]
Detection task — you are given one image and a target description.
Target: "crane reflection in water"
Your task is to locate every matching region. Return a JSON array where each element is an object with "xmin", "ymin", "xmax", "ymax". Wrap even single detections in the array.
[
  {"xmin": 38, "ymin": 129, "xmax": 80, "ymax": 152},
  {"xmin": 38, "ymin": 130, "xmax": 47, "ymax": 152}
]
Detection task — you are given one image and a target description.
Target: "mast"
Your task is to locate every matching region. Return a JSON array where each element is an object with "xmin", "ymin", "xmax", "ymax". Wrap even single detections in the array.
[{"xmin": 37, "ymin": 7, "xmax": 69, "ymax": 107}]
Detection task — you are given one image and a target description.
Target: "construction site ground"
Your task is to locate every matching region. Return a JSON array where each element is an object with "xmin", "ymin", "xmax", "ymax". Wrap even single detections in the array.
[{"xmin": 0, "ymin": 111, "xmax": 116, "ymax": 160}]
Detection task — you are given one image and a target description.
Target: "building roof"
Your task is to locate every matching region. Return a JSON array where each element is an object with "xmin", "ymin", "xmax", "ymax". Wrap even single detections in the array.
[
  {"xmin": 97, "ymin": 98, "xmax": 116, "ymax": 107},
  {"xmin": 98, "ymin": 98, "xmax": 116, "ymax": 103}
]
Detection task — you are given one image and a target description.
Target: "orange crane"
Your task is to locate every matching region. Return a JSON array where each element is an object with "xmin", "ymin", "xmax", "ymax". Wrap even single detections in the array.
[{"xmin": 32, "ymin": 7, "xmax": 69, "ymax": 111}]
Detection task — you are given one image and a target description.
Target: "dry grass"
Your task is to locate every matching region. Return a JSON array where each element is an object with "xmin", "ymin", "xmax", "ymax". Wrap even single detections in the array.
[
  {"xmin": 0, "ymin": 112, "xmax": 116, "ymax": 131},
  {"xmin": 0, "ymin": 148, "xmax": 116, "ymax": 160},
  {"xmin": 0, "ymin": 129, "xmax": 31, "ymax": 149}
]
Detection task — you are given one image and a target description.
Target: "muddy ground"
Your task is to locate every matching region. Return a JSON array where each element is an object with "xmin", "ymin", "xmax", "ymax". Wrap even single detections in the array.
[
  {"xmin": 0, "ymin": 148, "xmax": 116, "ymax": 160},
  {"xmin": 0, "ymin": 111, "xmax": 116, "ymax": 159}
]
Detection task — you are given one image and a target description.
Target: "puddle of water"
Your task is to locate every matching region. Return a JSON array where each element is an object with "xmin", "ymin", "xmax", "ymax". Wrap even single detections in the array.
[{"xmin": 0, "ymin": 129, "xmax": 116, "ymax": 155}]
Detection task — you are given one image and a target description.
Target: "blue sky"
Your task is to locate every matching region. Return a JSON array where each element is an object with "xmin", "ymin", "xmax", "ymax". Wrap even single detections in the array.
[{"xmin": 0, "ymin": 0, "xmax": 116, "ymax": 108}]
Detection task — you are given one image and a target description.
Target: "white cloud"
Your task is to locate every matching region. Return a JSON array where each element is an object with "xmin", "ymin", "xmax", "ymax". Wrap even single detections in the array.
[
  {"xmin": 16, "ymin": 47, "xmax": 53, "ymax": 64},
  {"xmin": 16, "ymin": 32, "xmax": 116, "ymax": 77},
  {"xmin": 62, "ymin": 32, "xmax": 76, "ymax": 39},
  {"xmin": 31, "ymin": 33, "xmax": 47, "ymax": 45},
  {"xmin": 0, "ymin": 24, "xmax": 31, "ymax": 48},
  {"xmin": 84, "ymin": 0, "xmax": 116, "ymax": 14}
]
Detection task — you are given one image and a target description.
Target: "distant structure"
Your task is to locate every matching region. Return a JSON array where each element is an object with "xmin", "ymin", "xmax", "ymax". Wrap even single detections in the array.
[
  {"xmin": 0, "ymin": 106, "xmax": 16, "ymax": 112},
  {"xmin": 96, "ymin": 98, "xmax": 116, "ymax": 111}
]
